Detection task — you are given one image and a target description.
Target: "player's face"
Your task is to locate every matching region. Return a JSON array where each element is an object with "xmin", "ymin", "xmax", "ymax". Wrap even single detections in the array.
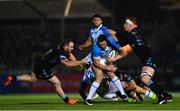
[
  {"xmin": 124, "ymin": 22, "xmax": 132, "ymax": 32},
  {"xmin": 98, "ymin": 40, "xmax": 107, "ymax": 50},
  {"xmin": 92, "ymin": 17, "xmax": 102, "ymax": 27},
  {"xmin": 67, "ymin": 42, "xmax": 74, "ymax": 53}
]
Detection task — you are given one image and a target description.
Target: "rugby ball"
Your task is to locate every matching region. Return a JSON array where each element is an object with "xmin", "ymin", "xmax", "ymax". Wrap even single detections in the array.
[{"xmin": 107, "ymin": 50, "xmax": 118, "ymax": 59}]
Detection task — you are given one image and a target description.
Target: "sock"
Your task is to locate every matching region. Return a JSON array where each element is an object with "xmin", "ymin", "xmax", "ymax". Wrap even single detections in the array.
[
  {"xmin": 103, "ymin": 93, "xmax": 117, "ymax": 99},
  {"xmin": 16, "ymin": 76, "xmax": 20, "ymax": 81},
  {"xmin": 79, "ymin": 82, "xmax": 88, "ymax": 100},
  {"xmin": 61, "ymin": 95, "xmax": 69, "ymax": 103},
  {"xmin": 86, "ymin": 81, "xmax": 100, "ymax": 100},
  {"xmin": 145, "ymin": 91, "xmax": 153, "ymax": 98},
  {"xmin": 112, "ymin": 76, "xmax": 126, "ymax": 96},
  {"xmin": 147, "ymin": 80, "xmax": 166, "ymax": 98}
]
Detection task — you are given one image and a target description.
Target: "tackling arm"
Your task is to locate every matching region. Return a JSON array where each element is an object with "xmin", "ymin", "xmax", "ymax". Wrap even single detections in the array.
[
  {"xmin": 108, "ymin": 29, "xmax": 118, "ymax": 41},
  {"xmin": 108, "ymin": 44, "xmax": 133, "ymax": 63},
  {"xmin": 61, "ymin": 59, "xmax": 82, "ymax": 67},
  {"xmin": 68, "ymin": 52, "xmax": 77, "ymax": 62},
  {"xmin": 78, "ymin": 38, "xmax": 92, "ymax": 50}
]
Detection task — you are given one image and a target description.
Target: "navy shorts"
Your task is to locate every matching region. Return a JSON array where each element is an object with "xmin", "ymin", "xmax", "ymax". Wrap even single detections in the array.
[
  {"xmin": 143, "ymin": 57, "xmax": 157, "ymax": 70},
  {"xmin": 33, "ymin": 59, "xmax": 54, "ymax": 80}
]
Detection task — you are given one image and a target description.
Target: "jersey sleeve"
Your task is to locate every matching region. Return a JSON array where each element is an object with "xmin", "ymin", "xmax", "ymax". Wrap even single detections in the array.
[
  {"xmin": 102, "ymin": 26, "xmax": 111, "ymax": 37},
  {"xmin": 59, "ymin": 49, "xmax": 68, "ymax": 61},
  {"xmin": 88, "ymin": 28, "xmax": 92, "ymax": 39},
  {"xmin": 107, "ymin": 37, "xmax": 121, "ymax": 50},
  {"xmin": 92, "ymin": 44, "xmax": 101, "ymax": 59},
  {"xmin": 60, "ymin": 55, "xmax": 67, "ymax": 61}
]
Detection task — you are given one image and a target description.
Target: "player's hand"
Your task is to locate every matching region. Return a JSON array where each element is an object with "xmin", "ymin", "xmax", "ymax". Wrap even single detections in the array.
[
  {"xmin": 107, "ymin": 57, "xmax": 116, "ymax": 63},
  {"xmin": 77, "ymin": 61, "xmax": 83, "ymax": 69},
  {"xmin": 78, "ymin": 46, "xmax": 83, "ymax": 51},
  {"xmin": 79, "ymin": 64, "xmax": 83, "ymax": 69},
  {"xmin": 106, "ymin": 64, "xmax": 117, "ymax": 72}
]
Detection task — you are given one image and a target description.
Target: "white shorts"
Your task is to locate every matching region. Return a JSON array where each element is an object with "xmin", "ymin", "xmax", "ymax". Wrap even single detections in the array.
[{"xmin": 82, "ymin": 67, "xmax": 95, "ymax": 82}]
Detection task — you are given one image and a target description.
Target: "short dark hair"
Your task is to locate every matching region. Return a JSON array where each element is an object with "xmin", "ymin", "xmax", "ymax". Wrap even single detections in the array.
[
  {"xmin": 92, "ymin": 13, "xmax": 103, "ymax": 20},
  {"xmin": 62, "ymin": 39, "xmax": 74, "ymax": 46},
  {"xmin": 98, "ymin": 34, "xmax": 107, "ymax": 43},
  {"xmin": 126, "ymin": 16, "xmax": 138, "ymax": 25}
]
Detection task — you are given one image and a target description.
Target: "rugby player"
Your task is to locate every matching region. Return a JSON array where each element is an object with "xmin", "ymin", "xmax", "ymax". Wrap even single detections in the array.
[
  {"xmin": 110, "ymin": 17, "xmax": 173, "ymax": 104},
  {"xmin": 84, "ymin": 34, "xmax": 129, "ymax": 105},
  {"xmin": 78, "ymin": 13, "xmax": 117, "ymax": 51},
  {"xmin": 4, "ymin": 39, "xmax": 82, "ymax": 105},
  {"xmin": 79, "ymin": 59, "xmax": 156, "ymax": 102}
]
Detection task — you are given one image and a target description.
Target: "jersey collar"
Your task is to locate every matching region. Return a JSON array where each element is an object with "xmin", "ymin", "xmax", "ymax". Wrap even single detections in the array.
[{"xmin": 95, "ymin": 24, "xmax": 103, "ymax": 31}]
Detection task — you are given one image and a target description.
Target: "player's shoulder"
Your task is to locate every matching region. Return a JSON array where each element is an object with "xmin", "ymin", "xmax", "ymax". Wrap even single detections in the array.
[
  {"xmin": 92, "ymin": 43, "xmax": 101, "ymax": 51},
  {"xmin": 101, "ymin": 25, "xmax": 109, "ymax": 31}
]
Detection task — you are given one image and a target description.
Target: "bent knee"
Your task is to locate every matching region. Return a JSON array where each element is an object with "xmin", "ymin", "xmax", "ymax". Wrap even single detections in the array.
[
  {"xmin": 30, "ymin": 77, "xmax": 38, "ymax": 82},
  {"xmin": 126, "ymin": 81, "xmax": 137, "ymax": 91}
]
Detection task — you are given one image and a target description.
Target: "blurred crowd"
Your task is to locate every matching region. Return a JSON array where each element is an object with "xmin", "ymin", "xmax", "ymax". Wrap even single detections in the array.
[{"xmin": 0, "ymin": 19, "xmax": 179, "ymax": 75}]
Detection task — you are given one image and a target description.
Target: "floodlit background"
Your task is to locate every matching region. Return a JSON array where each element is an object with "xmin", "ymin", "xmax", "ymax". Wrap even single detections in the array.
[{"xmin": 0, "ymin": 0, "xmax": 179, "ymax": 93}]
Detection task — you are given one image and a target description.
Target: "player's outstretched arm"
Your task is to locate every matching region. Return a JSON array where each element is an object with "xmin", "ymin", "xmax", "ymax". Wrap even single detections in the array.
[
  {"xmin": 78, "ymin": 38, "xmax": 92, "ymax": 50},
  {"xmin": 107, "ymin": 45, "xmax": 133, "ymax": 63},
  {"xmin": 68, "ymin": 52, "xmax": 77, "ymax": 62},
  {"xmin": 61, "ymin": 59, "xmax": 82, "ymax": 67},
  {"xmin": 108, "ymin": 29, "xmax": 118, "ymax": 41}
]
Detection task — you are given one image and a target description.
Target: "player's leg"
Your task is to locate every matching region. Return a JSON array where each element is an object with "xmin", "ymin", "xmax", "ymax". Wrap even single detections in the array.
[
  {"xmin": 135, "ymin": 84, "xmax": 156, "ymax": 100},
  {"xmin": 141, "ymin": 66, "xmax": 172, "ymax": 104},
  {"xmin": 4, "ymin": 72, "xmax": 38, "ymax": 86},
  {"xmin": 47, "ymin": 75, "xmax": 78, "ymax": 105},
  {"xmin": 85, "ymin": 65, "xmax": 103, "ymax": 105},
  {"xmin": 79, "ymin": 81, "xmax": 88, "ymax": 101},
  {"xmin": 124, "ymin": 79, "xmax": 156, "ymax": 100},
  {"xmin": 17, "ymin": 72, "xmax": 37, "ymax": 82},
  {"xmin": 100, "ymin": 81, "xmax": 119, "ymax": 100},
  {"xmin": 106, "ymin": 71, "xmax": 128, "ymax": 99}
]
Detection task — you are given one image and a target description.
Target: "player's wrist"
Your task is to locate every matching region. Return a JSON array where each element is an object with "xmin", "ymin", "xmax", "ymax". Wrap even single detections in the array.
[{"xmin": 77, "ymin": 61, "xmax": 83, "ymax": 66}]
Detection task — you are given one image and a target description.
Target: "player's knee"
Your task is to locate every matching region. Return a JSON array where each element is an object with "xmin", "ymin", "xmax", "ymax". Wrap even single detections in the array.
[
  {"xmin": 126, "ymin": 81, "xmax": 136, "ymax": 91},
  {"xmin": 30, "ymin": 76, "xmax": 37, "ymax": 82},
  {"xmin": 96, "ymin": 77, "xmax": 103, "ymax": 83},
  {"xmin": 52, "ymin": 80, "xmax": 61, "ymax": 87}
]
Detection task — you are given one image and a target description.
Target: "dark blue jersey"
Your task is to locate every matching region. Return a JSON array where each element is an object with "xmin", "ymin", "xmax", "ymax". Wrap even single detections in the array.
[
  {"xmin": 116, "ymin": 27, "xmax": 156, "ymax": 69},
  {"xmin": 39, "ymin": 44, "xmax": 69, "ymax": 68}
]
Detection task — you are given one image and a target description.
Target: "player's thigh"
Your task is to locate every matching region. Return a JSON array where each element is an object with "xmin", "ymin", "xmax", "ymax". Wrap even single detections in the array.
[
  {"xmin": 105, "ymin": 71, "xmax": 115, "ymax": 80},
  {"xmin": 126, "ymin": 80, "xmax": 136, "ymax": 91},
  {"xmin": 91, "ymin": 65, "xmax": 103, "ymax": 82}
]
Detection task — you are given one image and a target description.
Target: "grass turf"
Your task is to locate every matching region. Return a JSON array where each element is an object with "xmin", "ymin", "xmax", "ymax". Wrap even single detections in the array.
[{"xmin": 0, "ymin": 93, "xmax": 179, "ymax": 110}]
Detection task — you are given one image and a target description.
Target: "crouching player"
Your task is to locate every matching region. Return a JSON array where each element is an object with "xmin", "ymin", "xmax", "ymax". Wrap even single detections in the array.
[
  {"xmin": 84, "ymin": 34, "xmax": 132, "ymax": 105},
  {"xmin": 79, "ymin": 63, "xmax": 157, "ymax": 103}
]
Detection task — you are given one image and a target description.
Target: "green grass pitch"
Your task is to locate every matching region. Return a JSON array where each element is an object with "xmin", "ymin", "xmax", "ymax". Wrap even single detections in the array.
[{"xmin": 0, "ymin": 93, "xmax": 180, "ymax": 110}]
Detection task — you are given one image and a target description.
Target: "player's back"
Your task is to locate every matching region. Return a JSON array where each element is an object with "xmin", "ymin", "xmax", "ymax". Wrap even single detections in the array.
[{"xmin": 39, "ymin": 44, "xmax": 68, "ymax": 68}]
